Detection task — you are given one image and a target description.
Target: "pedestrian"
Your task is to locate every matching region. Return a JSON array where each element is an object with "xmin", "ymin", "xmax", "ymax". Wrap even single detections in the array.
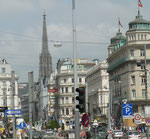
[{"xmin": 138, "ymin": 128, "xmax": 141, "ymax": 134}]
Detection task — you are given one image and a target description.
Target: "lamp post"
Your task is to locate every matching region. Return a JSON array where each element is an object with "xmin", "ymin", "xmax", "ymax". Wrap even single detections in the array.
[{"xmin": 72, "ymin": 0, "xmax": 80, "ymax": 138}]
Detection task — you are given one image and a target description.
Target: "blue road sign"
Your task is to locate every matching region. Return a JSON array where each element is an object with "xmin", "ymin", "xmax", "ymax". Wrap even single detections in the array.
[
  {"xmin": 122, "ymin": 103, "xmax": 132, "ymax": 116},
  {"xmin": 5, "ymin": 109, "xmax": 22, "ymax": 115},
  {"xmin": 19, "ymin": 122, "xmax": 26, "ymax": 129}
]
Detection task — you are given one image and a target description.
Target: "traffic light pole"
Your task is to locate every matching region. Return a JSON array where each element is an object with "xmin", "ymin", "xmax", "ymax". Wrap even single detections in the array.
[
  {"xmin": 72, "ymin": 0, "xmax": 80, "ymax": 139},
  {"xmin": 144, "ymin": 44, "xmax": 149, "ymax": 139},
  {"xmin": 11, "ymin": 71, "xmax": 16, "ymax": 139}
]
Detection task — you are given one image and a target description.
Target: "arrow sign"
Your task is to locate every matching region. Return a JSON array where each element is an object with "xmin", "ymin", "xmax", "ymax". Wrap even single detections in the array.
[
  {"xmin": 5, "ymin": 109, "xmax": 22, "ymax": 115},
  {"xmin": 19, "ymin": 122, "xmax": 26, "ymax": 129}
]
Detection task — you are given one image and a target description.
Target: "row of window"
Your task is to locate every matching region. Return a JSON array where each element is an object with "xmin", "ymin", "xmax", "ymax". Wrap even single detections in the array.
[
  {"xmin": 130, "ymin": 49, "xmax": 145, "ymax": 57},
  {"xmin": 61, "ymin": 77, "xmax": 84, "ymax": 84},
  {"xmin": 61, "ymin": 108, "xmax": 73, "ymax": 115},
  {"xmin": 128, "ymin": 34, "xmax": 147, "ymax": 41},
  {"xmin": 60, "ymin": 97, "xmax": 74, "ymax": 104},
  {"xmin": 60, "ymin": 87, "xmax": 74, "ymax": 93},
  {"xmin": 132, "ymin": 89, "xmax": 147, "ymax": 99},
  {"xmin": 131, "ymin": 75, "xmax": 146, "ymax": 84}
]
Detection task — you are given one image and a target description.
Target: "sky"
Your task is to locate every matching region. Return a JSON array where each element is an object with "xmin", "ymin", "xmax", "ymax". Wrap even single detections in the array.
[{"xmin": 0, "ymin": 0, "xmax": 149, "ymax": 82}]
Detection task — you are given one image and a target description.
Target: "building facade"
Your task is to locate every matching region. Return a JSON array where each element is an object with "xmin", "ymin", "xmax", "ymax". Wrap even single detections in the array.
[
  {"xmin": 55, "ymin": 58, "xmax": 95, "ymax": 130},
  {"xmin": 86, "ymin": 60, "xmax": 109, "ymax": 123},
  {"xmin": 0, "ymin": 59, "xmax": 20, "ymax": 117},
  {"xmin": 107, "ymin": 13, "xmax": 150, "ymax": 126}
]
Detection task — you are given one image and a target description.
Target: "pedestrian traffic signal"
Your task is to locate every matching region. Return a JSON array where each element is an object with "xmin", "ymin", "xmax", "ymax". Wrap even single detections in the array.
[{"xmin": 76, "ymin": 87, "xmax": 85, "ymax": 113}]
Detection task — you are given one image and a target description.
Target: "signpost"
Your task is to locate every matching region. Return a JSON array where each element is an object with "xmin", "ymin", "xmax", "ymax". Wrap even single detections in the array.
[
  {"xmin": 123, "ymin": 103, "xmax": 133, "ymax": 119},
  {"xmin": 19, "ymin": 122, "xmax": 26, "ymax": 129},
  {"xmin": 0, "ymin": 107, "xmax": 8, "ymax": 112},
  {"xmin": 134, "ymin": 113, "xmax": 142, "ymax": 124},
  {"xmin": 81, "ymin": 113, "xmax": 89, "ymax": 127},
  {"xmin": 5, "ymin": 109, "xmax": 22, "ymax": 115}
]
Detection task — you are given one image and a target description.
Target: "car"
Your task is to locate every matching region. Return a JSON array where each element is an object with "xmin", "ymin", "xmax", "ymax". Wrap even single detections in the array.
[
  {"xmin": 123, "ymin": 131, "xmax": 141, "ymax": 139},
  {"xmin": 112, "ymin": 130, "xmax": 123, "ymax": 138},
  {"xmin": 47, "ymin": 129, "xmax": 53, "ymax": 134}
]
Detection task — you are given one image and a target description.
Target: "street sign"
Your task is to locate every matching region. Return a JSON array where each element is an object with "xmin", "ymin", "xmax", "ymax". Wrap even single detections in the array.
[
  {"xmin": 5, "ymin": 109, "xmax": 22, "ymax": 115},
  {"xmin": 81, "ymin": 113, "xmax": 89, "ymax": 127},
  {"xmin": 134, "ymin": 113, "xmax": 142, "ymax": 124},
  {"xmin": 19, "ymin": 122, "xmax": 26, "ymax": 129},
  {"xmin": 123, "ymin": 103, "xmax": 132, "ymax": 119},
  {"xmin": 0, "ymin": 107, "xmax": 8, "ymax": 112}
]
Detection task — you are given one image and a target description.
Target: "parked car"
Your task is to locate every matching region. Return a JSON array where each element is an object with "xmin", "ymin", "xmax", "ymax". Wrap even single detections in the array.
[
  {"xmin": 112, "ymin": 130, "xmax": 123, "ymax": 138},
  {"xmin": 47, "ymin": 129, "xmax": 53, "ymax": 134},
  {"xmin": 123, "ymin": 131, "xmax": 141, "ymax": 139}
]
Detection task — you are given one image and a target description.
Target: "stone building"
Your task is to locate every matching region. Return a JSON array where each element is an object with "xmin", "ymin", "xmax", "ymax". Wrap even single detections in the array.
[{"xmin": 107, "ymin": 12, "xmax": 150, "ymax": 126}]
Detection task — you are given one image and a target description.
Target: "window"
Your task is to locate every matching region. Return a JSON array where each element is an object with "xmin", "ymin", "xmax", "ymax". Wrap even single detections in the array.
[
  {"xmin": 132, "ymin": 90, "xmax": 136, "ymax": 99},
  {"xmin": 64, "ymin": 79, "xmax": 66, "ymax": 83},
  {"xmin": 2, "ymin": 81, "xmax": 6, "ymax": 86},
  {"xmin": 141, "ymin": 77, "xmax": 145, "ymax": 84},
  {"xmin": 66, "ymin": 97, "xmax": 69, "ymax": 104},
  {"xmin": 131, "ymin": 76, "xmax": 135, "ymax": 84},
  {"xmin": 65, "ymin": 87, "xmax": 68, "ymax": 93},
  {"xmin": 72, "ymin": 78, "xmax": 74, "ymax": 83},
  {"xmin": 142, "ymin": 90, "xmax": 146, "ymax": 98},
  {"xmin": 141, "ymin": 34, "xmax": 143, "ymax": 40},
  {"xmin": 140, "ymin": 49, "xmax": 145, "ymax": 56},
  {"xmin": 3, "ymin": 99, "xmax": 6, "ymax": 106},
  {"xmin": 62, "ymin": 98, "xmax": 64, "ymax": 104},
  {"xmin": 79, "ymin": 78, "xmax": 82, "ymax": 83},
  {"xmin": 141, "ymin": 65, "xmax": 145, "ymax": 70},
  {"xmin": 130, "ymin": 50, "xmax": 134, "ymax": 57},
  {"xmin": 72, "ymin": 97, "xmax": 74, "ymax": 103},
  {"xmin": 62, "ymin": 108, "xmax": 64, "ymax": 115},
  {"xmin": 2, "ymin": 68, "xmax": 6, "ymax": 73},
  {"xmin": 3, "ymin": 91, "xmax": 6, "ymax": 96},
  {"xmin": 61, "ymin": 87, "xmax": 64, "ymax": 93},
  {"xmin": 72, "ymin": 87, "xmax": 74, "ymax": 93},
  {"xmin": 66, "ymin": 108, "xmax": 69, "ymax": 115},
  {"xmin": 145, "ymin": 34, "xmax": 147, "ymax": 40}
]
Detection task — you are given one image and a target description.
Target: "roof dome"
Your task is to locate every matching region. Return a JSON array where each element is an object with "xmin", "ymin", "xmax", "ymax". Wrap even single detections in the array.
[
  {"xmin": 128, "ymin": 15, "xmax": 150, "ymax": 30},
  {"xmin": 110, "ymin": 32, "xmax": 126, "ymax": 44}
]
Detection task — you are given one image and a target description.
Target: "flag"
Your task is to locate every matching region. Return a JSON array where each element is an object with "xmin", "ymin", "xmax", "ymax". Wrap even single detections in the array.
[
  {"xmin": 118, "ymin": 19, "xmax": 123, "ymax": 28},
  {"xmin": 138, "ymin": 0, "xmax": 143, "ymax": 7}
]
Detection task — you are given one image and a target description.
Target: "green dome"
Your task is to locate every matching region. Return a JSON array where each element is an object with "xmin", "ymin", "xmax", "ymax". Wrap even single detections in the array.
[
  {"xmin": 111, "ymin": 32, "xmax": 126, "ymax": 44},
  {"xmin": 129, "ymin": 15, "xmax": 150, "ymax": 30}
]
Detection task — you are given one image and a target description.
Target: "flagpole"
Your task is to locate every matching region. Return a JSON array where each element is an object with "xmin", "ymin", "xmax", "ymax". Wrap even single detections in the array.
[
  {"xmin": 138, "ymin": 0, "xmax": 140, "ymax": 15},
  {"xmin": 118, "ymin": 18, "xmax": 120, "ymax": 33}
]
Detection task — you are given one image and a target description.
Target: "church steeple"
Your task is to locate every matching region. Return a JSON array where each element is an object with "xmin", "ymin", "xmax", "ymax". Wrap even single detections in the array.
[
  {"xmin": 42, "ymin": 11, "xmax": 49, "ymax": 54},
  {"xmin": 39, "ymin": 12, "xmax": 52, "ymax": 81}
]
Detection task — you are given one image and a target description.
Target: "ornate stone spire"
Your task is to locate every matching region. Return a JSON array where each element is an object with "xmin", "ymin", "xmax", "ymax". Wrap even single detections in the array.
[{"xmin": 39, "ymin": 12, "xmax": 52, "ymax": 81}]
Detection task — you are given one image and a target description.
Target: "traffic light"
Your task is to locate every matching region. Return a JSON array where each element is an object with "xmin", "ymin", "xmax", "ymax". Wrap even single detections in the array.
[{"xmin": 76, "ymin": 87, "xmax": 85, "ymax": 113}]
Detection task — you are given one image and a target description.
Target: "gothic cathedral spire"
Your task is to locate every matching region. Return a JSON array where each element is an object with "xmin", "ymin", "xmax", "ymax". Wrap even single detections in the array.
[{"xmin": 39, "ymin": 12, "xmax": 52, "ymax": 81}]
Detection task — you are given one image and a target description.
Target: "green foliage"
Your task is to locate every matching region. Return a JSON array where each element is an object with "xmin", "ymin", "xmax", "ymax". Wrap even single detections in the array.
[
  {"xmin": 47, "ymin": 120, "xmax": 59, "ymax": 129},
  {"xmin": 62, "ymin": 123, "xmax": 64, "ymax": 130},
  {"xmin": 24, "ymin": 118, "xmax": 29, "ymax": 123}
]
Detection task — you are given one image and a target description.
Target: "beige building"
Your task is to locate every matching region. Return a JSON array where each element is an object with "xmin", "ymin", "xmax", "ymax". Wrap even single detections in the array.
[
  {"xmin": 86, "ymin": 60, "xmax": 109, "ymax": 123},
  {"xmin": 0, "ymin": 59, "xmax": 20, "ymax": 118},
  {"xmin": 55, "ymin": 58, "xmax": 95, "ymax": 130},
  {"xmin": 107, "ymin": 13, "xmax": 150, "ymax": 126}
]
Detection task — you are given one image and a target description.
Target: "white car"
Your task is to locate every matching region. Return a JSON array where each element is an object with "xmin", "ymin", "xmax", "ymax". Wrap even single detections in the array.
[
  {"xmin": 112, "ymin": 130, "xmax": 123, "ymax": 138},
  {"xmin": 123, "ymin": 131, "xmax": 141, "ymax": 139},
  {"xmin": 47, "ymin": 129, "xmax": 53, "ymax": 134}
]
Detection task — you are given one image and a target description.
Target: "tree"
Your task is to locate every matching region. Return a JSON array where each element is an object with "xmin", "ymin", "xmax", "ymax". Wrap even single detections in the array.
[{"xmin": 46, "ymin": 120, "xmax": 59, "ymax": 129}]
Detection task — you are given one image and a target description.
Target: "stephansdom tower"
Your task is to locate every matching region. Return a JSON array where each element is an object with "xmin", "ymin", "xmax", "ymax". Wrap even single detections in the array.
[{"xmin": 39, "ymin": 12, "xmax": 52, "ymax": 81}]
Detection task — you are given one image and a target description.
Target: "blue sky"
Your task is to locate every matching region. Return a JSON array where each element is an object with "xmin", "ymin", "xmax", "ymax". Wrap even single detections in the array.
[{"xmin": 0, "ymin": 0, "xmax": 149, "ymax": 82}]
